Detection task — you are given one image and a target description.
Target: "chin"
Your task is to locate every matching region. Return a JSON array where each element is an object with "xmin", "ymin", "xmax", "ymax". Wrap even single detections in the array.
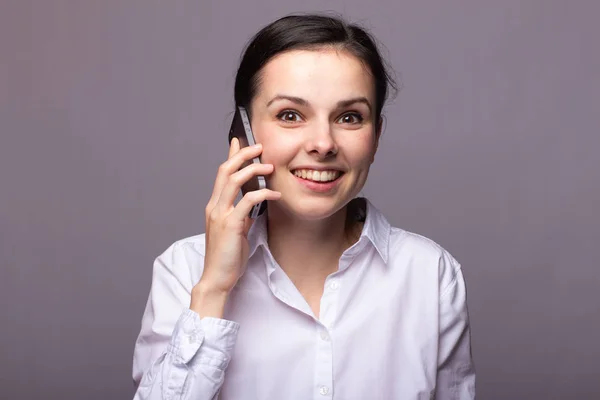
[{"xmin": 272, "ymin": 196, "xmax": 349, "ymax": 221}]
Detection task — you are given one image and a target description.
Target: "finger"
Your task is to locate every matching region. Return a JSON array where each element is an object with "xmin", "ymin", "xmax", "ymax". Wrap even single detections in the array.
[
  {"xmin": 208, "ymin": 143, "xmax": 263, "ymax": 209},
  {"xmin": 232, "ymin": 188, "xmax": 281, "ymax": 221},
  {"xmin": 225, "ymin": 142, "xmax": 262, "ymax": 168},
  {"xmin": 228, "ymin": 137, "xmax": 239, "ymax": 159},
  {"xmin": 217, "ymin": 163, "xmax": 275, "ymax": 211},
  {"xmin": 213, "ymin": 138, "xmax": 242, "ymax": 203},
  {"xmin": 206, "ymin": 138, "xmax": 242, "ymax": 223}
]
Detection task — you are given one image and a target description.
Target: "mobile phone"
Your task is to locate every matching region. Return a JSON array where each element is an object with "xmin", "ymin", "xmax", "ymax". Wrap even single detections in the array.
[{"xmin": 228, "ymin": 106, "xmax": 267, "ymax": 218}]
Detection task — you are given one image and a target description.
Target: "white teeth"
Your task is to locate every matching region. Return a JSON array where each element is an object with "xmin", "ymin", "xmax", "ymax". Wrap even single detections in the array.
[{"xmin": 293, "ymin": 169, "xmax": 340, "ymax": 182}]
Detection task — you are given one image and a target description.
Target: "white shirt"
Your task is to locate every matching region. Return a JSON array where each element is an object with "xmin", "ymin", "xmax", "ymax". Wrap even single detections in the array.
[{"xmin": 132, "ymin": 200, "xmax": 475, "ymax": 399}]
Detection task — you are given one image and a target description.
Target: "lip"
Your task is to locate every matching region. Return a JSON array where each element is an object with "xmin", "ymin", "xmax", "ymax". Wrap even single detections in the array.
[
  {"xmin": 290, "ymin": 165, "xmax": 345, "ymax": 172},
  {"xmin": 291, "ymin": 171, "xmax": 343, "ymax": 193}
]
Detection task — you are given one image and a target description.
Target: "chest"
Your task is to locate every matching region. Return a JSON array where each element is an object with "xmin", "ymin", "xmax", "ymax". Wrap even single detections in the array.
[{"xmin": 220, "ymin": 267, "xmax": 440, "ymax": 399}]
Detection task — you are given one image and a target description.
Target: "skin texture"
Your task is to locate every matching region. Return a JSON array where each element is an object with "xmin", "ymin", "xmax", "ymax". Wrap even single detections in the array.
[
  {"xmin": 193, "ymin": 48, "xmax": 381, "ymax": 318},
  {"xmin": 251, "ymin": 48, "xmax": 379, "ymax": 222}
]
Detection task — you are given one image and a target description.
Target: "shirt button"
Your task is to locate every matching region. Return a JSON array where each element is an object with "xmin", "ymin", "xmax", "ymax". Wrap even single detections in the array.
[
  {"xmin": 320, "ymin": 330, "xmax": 330, "ymax": 341},
  {"xmin": 319, "ymin": 386, "xmax": 330, "ymax": 395},
  {"xmin": 329, "ymin": 281, "xmax": 339, "ymax": 290}
]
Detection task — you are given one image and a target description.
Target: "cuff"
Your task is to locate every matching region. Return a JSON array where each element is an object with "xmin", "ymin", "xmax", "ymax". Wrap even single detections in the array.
[{"xmin": 168, "ymin": 308, "xmax": 240, "ymax": 369}]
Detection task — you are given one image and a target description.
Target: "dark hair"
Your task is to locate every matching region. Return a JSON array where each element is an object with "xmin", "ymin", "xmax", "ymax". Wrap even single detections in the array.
[{"xmin": 234, "ymin": 14, "xmax": 397, "ymax": 124}]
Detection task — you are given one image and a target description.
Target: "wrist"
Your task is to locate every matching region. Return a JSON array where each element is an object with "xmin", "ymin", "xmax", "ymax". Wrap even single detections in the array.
[{"xmin": 190, "ymin": 281, "xmax": 230, "ymax": 319}]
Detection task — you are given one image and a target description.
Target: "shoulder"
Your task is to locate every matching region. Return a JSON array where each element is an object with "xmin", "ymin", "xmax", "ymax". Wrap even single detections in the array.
[
  {"xmin": 152, "ymin": 234, "xmax": 207, "ymax": 286},
  {"xmin": 157, "ymin": 233, "xmax": 206, "ymax": 259},
  {"xmin": 172, "ymin": 233, "xmax": 206, "ymax": 255},
  {"xmin": 387, "ymin": 226, "xmax": 463, "ymax": 294}
]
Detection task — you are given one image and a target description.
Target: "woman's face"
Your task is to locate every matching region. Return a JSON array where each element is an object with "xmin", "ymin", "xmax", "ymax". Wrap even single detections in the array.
[{"xmin": 250, "ymin": 48, "xmax": 380, "ymax": 220}]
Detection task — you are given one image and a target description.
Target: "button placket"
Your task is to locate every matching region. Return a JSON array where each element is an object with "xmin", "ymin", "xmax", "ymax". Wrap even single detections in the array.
[
  {"xmin": 313, "ymin": 323, "xmax": 334, "ymax": 397},
  {"xmin": 314, "ymin": 276, "xmax": 340, "ymax": 399},
  {"xmin": 319, "ymin": 386, "xmax": 330, "ymax": 396}
]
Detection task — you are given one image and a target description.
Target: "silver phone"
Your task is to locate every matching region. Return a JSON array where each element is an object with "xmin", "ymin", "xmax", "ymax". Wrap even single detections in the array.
[{"xmin": 228, "ymin": 106, "xmax": 267, "ymax": 218}]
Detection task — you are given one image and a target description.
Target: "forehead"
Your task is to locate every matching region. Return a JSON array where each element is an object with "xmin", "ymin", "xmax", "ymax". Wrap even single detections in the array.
[{"xmin": 255, "ymin": 48, "xmax": 375, "ymax": 103}]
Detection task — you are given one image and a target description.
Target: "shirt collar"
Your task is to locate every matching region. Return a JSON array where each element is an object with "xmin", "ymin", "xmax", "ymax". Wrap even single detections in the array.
[
  {"xmin": 247, "ymin": 211, "xmax": 269, "ymax": 259},
  {"xmin": 246, "ymin": 198, "xmax": 391, "ymax": 264},
  {"xmin": 359, "ymin": 199, "xmax": 391, "ymax": 263}
]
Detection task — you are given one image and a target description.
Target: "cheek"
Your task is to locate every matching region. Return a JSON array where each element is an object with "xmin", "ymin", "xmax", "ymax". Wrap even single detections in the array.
[
  {"xmin": 253, "ymin": 124, "xmax": 276, "ymax": 164},
  {"xmin": 255, "ymin": 128, "xmax": 299, "ymax": 166},
  {"xmin": 257, "ymin": 135, "xmax": 293, "ymax": 167},
  {"xmin": 347, "ymin": 137, "xmax": 377, "ymax": 167}
]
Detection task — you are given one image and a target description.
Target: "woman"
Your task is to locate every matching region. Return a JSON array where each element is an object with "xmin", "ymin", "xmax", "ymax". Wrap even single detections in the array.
[{"xmin": 133, "ymin": 14, "xmax": 475, "ymax": 400}]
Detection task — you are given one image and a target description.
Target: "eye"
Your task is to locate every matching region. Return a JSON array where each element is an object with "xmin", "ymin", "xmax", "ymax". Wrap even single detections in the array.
[
  {"xmin": 337, "ymin": 112, "xmax": 364, "ymax": 125},
  {"xmin": 276, "ymin": 110, "xmax": 303, "ymax": 123}
]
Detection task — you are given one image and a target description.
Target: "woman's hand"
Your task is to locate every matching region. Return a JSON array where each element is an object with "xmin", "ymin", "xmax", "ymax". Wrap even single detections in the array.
[{"xmin": 190, "ymin": 138, "xmax": 281, "ymax": 318}]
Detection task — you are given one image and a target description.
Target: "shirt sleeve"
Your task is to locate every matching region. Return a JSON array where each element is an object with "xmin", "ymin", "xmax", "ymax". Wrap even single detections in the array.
[
  {"xmin": 435, "ymin": 257, "xmax": 476, "ymax": 399},
  {"xmin": 132, "ymin": 241, "xmax": 240, "ymax": 400}
]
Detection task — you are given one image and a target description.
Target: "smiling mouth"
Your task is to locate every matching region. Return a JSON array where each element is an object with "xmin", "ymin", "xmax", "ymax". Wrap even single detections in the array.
[{"xmin": 291, "ymin": 169, "xmax": 343, "ymax": 183}]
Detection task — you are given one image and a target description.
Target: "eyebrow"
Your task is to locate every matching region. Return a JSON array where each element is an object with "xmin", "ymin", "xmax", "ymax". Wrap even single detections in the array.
[{"xmin": 266, "ymin": 95, "xmax": 372, "ymax": 112}]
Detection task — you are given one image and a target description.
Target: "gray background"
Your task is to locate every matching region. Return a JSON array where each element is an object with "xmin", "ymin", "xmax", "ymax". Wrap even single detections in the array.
[{"xmin": 1, "ymin": 0, "xmax": 599, "ymax": 399}]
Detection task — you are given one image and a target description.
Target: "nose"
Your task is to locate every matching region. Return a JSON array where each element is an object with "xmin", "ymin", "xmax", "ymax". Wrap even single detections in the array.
[{"xmin": 304, "ymin": 121, "xmax": 338, "ymax": 158}]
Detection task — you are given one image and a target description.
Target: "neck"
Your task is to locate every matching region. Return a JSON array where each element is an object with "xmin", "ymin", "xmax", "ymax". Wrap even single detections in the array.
[{"xmin": 266, "ymin": 203, "xmax": 359, "ymax": 283}]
